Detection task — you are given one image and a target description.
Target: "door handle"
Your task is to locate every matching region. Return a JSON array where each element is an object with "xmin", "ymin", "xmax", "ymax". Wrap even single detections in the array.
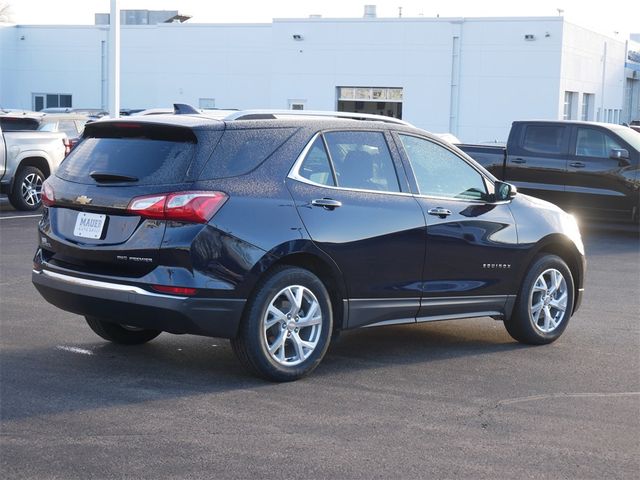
[
  {"xmin": 311, "ymin": 198, "xmax": 342, "ymax": 210},
  {"xmin": 427, "ymin": 207, "xmax": 452, "ymax": 218},
  {"xmin": 511, "ymin": 158, "xmax": 526, "ymax": 164},
  {"xmin": 569, "ymin": 162, "xmax": 585, "ymax": 168}
]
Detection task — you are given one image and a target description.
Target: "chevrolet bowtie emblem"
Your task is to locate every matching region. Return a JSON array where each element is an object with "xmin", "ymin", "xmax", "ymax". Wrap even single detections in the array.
[{"xmin": 75, "ymin": 195, "xmax": 92, "ymax": 205}]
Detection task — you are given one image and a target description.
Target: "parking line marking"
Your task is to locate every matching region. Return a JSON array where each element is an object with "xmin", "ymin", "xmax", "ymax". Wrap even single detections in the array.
[
  {"xmin": 56, "ymin": 345, "xmax": 94, "ymax": 355},
  {"xmin": 0, "ymin": 214, "xmax": 42, "ymax": 220}
]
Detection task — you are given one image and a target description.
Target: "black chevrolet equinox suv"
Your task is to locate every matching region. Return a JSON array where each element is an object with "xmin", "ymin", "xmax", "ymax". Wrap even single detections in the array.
[{"xmin": 33, "ymin": 107, "xmax": 586, "ymax": 381}]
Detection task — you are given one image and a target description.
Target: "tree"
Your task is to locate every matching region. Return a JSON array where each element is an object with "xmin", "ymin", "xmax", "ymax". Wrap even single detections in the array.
[{"xmin": 0, "ymin": 1, "xmax": 13, "ymax": 23}]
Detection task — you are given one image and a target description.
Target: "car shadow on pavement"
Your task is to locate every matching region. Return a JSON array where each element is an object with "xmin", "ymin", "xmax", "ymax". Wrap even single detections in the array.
[{"xmin": 0, "ymin": 318, "xmax": 524, "ymax": 422}]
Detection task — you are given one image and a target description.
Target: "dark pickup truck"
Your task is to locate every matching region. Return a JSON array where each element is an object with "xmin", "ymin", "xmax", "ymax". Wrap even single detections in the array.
[{"xmin": 458, "ymin": 120, "xmax": 640, "ymax": 222}]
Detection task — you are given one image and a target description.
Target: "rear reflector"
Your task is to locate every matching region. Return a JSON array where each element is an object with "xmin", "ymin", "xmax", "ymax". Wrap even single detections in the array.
[
  {"xmin": 151, "ymin": 285, "xmax": 197, "ymax": 296},
  {"xmin": 127, "ymin": 191, "xmax": 228, "ymax": 223}
]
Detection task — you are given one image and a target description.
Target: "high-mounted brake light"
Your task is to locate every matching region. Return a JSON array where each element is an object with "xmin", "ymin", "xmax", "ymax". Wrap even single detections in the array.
[
  {"xmin": 42, "ymin": 180, "xmax": 55, "ymax": 207},
  {"xmin": 127, "ymin": 191, "xmax": 228, "ymax": 223}
]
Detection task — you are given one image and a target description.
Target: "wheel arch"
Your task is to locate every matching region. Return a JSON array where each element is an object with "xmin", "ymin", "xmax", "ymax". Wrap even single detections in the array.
[
  {"xmin": 520, "ymin": 234, "xmax": 585, "ymax": 314},
  {"xmin": 246, "ymin": 247, "xmax": 348, "ymax": 332},
  {"xmin": 15, "ymin": 155, "xmax": 51, "ymax": 179}
]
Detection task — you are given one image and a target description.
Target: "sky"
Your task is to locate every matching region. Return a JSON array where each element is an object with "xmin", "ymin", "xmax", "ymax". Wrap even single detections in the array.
[{"xmin": 5, "ymin": 0, "xmax": 640, "ymax": 39}]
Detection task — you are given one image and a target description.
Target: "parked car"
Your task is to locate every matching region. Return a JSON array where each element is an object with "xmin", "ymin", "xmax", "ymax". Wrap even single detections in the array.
[
  {"xmin": 458, "ymin": 121, "xmax": 640, "ymax": 222},
  {"xmin": 0, "ymin": 124, "xmax": 67, "ymax": 210},
  {"xmin": 0, "ymin": 111, "xmax": 91, "ymax": 150},
  {"xmin": 32, "ymin": 109, "xmax": 586, "ymax": 381}
]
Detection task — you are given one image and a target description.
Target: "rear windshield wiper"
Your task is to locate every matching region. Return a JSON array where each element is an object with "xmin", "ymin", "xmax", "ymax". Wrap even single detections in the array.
[{"xmin": 90, "ymin": 171, "xmax": 139, "ymax": 183}]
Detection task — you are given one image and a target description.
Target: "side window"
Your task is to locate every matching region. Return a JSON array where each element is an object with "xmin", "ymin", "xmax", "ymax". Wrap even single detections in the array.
[
  {"xmin": 323, "ymin": 131, "xmax": 400, "ymax": 192},
  {"xmin": 398, "ymin": 135, "xmax": 488, "ymax": 201},
  {"xmin": 57, "ymin": 121, "xmax": 79, "ymax": 137},
  {"xmin": 200, "ymin": 128, "xmax": 296, "ymax": 179},
  {"xmin": 576, "ymin": 128, "xmax": 622, "ymax": 158},
  {"xmin": 298, "ymin": 136, "xmax": 335, "ymax": 186},
  {"xmin": 522, "ymin": 125, "xmax": 565, "ymax": 154},
  {"xmin": 75, "ymin": 120, "xmax": 87, "ymax": 135}
]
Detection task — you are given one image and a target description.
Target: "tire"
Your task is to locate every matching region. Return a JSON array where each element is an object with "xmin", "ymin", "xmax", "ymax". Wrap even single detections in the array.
[
  {"xmin": 9, "ymin": 166, "xmax": 45, "ymax": 211},
  {"xmin": 504, "ymin": 254, "xmax": 575, "ymax": 345},
  {"xmin": 231, "ymin": 266, "xmax": 333, "ymax": 382},
  {"xmin": 85, "ymin": 316, "xmax": 161, "ymax": 345}
]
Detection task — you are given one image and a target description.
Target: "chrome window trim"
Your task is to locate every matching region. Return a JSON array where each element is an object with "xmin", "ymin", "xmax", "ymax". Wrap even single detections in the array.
[
  {"xmin": 287, "ymin": 131, "xmax": 414, "ymax": 198},
  {"xmin": 33, "ymin": 269, "xmax": 188, "ymax": 300},
  {"xmin": 288, "ymin": 130, "xmax": 512, "ymax": 205}
]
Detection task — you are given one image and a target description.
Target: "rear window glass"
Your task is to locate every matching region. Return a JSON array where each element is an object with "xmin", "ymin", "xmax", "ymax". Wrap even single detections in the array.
[
  {"xmin": 0, "ymin": 117, "xmax": 40, "ymax": 131},
  {"xmin": 199, "ymin": 128, "xmax": 296, "ymax": 179},
  {"xmin": 56, "ymin": 137, "xmax": 196, "ymax": 185}
]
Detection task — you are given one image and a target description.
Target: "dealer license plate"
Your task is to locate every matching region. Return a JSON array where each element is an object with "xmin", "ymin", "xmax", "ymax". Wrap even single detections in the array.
[{"xmin": 73, "ymin": 212, "xmax": 106, "ymax": 239}]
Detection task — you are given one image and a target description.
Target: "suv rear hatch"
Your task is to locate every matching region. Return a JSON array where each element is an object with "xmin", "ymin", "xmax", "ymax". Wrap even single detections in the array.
[{"xmin": 40, "ymin": 120, "xmax": 219, "ymax": 277}]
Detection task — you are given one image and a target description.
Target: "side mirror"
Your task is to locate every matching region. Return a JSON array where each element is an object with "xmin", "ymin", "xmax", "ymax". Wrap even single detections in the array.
[
  {"xmin": 610, "ymin": 148, "xmax": 630, "ymax": 166},
  {"xmin": 495, "ymin": 181, "xmax": 517, "ymax": 202}
]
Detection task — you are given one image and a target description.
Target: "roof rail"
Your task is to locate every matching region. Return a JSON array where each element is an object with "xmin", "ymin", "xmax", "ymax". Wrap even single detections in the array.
[{"xmin": 222, "ymin": 109, "xmax": 413, "ymax": 126}]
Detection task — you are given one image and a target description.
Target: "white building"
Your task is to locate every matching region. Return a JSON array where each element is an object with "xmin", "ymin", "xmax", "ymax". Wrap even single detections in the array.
[{"xmin": 0, "ymin": 14, "xmax": 638, "ymax": 143}]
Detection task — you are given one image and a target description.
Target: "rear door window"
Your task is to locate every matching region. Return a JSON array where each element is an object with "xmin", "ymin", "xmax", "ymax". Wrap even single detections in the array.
[
  {"xmin": 57, "ymin": 126, "xmax": 197, "ymax": 185},
  {"xmin": 522, "ymin": 125, "xmax": 567, "ymax": 154},
  {"xmin": 199, "ymin": 128, "xmax": 296, "ymax": 179},
  {"xmin": 323, "ymin": 131, "xmax": 400, "ymax": 192}
]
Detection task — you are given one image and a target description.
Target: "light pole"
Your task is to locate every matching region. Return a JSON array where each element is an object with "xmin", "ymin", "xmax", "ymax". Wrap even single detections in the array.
[{"xmin": 108, "ymin": 0, "xmax": 120, "ymax": 118}]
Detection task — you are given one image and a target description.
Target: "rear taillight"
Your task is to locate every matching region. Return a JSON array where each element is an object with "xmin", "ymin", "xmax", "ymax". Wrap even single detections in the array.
[
  {"xmin": 127, "ymin": 191, "xmax": 228, "ymax": 223},
  {"xmin": 63, "ymin": 138, "xmax": 72, "ymax": 156},
  {"xmin": 42, "ymin": 180, "xmax": 55, "ymax": 207}
]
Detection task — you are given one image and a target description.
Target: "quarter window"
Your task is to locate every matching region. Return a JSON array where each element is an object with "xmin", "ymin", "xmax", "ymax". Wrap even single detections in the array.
[
  {"xmin": 576, "ymin": 128, "xmax": 622, "ymax": 158},
  {"xmin": 398, "ymin": 135, "xmax": 488, "ymax": 200},
  {"xmin": 298, "ymin": 137, "xmax": 335, "ymax": 186},
  {"xmin": 323, "ymin": 131, "xmax": 400, "ymax": 192}
]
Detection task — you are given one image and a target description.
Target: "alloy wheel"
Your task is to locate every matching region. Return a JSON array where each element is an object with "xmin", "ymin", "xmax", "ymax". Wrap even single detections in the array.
[
  {"xmin": 21, "ymin": 172, "xmax": 43, "ymax": 207},
  {"xmin": 529, "ymin": 268, "xmax": 568, "ymax": 333},
  {"xmin": 263, "ymin": 285, "xmax": 322, "ymax": 366}
]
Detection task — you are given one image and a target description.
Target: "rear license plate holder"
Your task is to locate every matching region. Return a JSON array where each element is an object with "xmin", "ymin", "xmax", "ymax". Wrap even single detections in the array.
[{"xmin": 73, "ymin": 212, "xmax": 106, "ymax": 239}]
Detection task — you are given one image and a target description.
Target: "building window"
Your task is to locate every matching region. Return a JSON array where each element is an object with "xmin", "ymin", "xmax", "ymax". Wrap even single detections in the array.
[
  {"xmin": 288, "ymin": 99, "xmax": 306, "ymax": 110},
  {"xmin": 33, "ymin": 93, "xmax": 72, "ymax": 111},
  {"xmin": 563, "ymin": 91, "xmax": 577, "ymax": 120},
  {"xmin": 198, "ymin": 98, "xmax": 215, "ymax": 109},
  {"xmin": 581, "ymin": 94, "xmax": 594, "ymax": 121}
]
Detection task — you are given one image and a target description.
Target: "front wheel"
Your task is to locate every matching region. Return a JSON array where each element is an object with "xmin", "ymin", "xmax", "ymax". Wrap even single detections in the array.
[
  {"xmin": 85, "ymin": 316, "xmax": 161, "ymax": 345},
  {"xmin": 504, "ymin": 254, "xmax": 575, "ymax": 345},
  {"xmin": 231, "ymin": 266, "xmax": 333, "ymax": 382}
]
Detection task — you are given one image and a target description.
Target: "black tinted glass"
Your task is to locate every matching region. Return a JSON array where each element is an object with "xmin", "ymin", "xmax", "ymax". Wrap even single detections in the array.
[
  {"xmin": 399, "ymin": 135, "xmax": 487, "ymax": 200},
  {"xmin": 299, "ymin": 137, "xmax": 335, "ymax": 186},
  {"xmin": 522, "ymin": 126, "xmax": 565, "ymax": 154},
  {"xmin": 200, "ymin": 128, "xmax": 296, "ymax": 179},
  {"xmin": 0, "ymin": 117, "xmax": 39, "ymax": 131},
  {"xmin": 576, "ymin": 128, "xmax": 621, "ymax": 158},
  {"xmin": 57, "ymin": 137, "xmax": 196, "ymax": 185},
  {"xmin": 324, "ymin": 131, "xmax": 400, "ymax": 192}
]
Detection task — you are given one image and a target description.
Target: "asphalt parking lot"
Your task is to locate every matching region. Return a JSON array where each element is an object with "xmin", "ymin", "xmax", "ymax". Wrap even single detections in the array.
[{"xmin": 1, "ymin": 199, "xmax": 639, "ymax": 479}]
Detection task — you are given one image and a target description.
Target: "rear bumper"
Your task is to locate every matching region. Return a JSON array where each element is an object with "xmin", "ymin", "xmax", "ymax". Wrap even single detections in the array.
[{"xmin": 32, "ymin": 268, "xmax": 245, "ymax": 338}]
